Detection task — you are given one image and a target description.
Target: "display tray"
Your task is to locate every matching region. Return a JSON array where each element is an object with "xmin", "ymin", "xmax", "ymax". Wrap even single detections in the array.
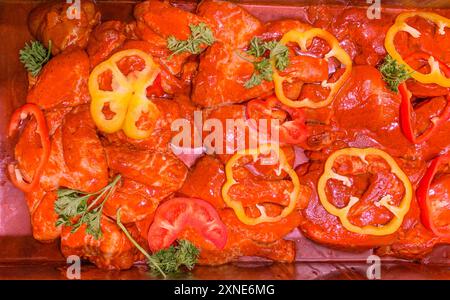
[{"xmin": 1, "ymin": 0, "xmax": 449, "ymax": 280}]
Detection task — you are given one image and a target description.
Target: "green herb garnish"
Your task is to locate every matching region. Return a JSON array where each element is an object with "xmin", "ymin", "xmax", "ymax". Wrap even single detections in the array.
[
  {"xmin": 151, "ymin": 240, "xmax": 200, "ymax": 275},
  {"xmin": 54, "ymin": 175, "xmax": 121, "ymax": 239},
  {"xmin": 378, "ymin": 55, "xmax": 412, "ymax": 92},
  {"xmin": 243, "ymin": 37, "xmax": 290, "ymax": 89},
  {"xmin": 19, "ymin": 40, "xmax": 52, "ymax": 77},
  {"xmin": 116, "ymin": 209, "xmax": 200, "ymax": 278},
  {"xmin": 167, "ymin": 23, "xmax": 215, "ymax": 57}
]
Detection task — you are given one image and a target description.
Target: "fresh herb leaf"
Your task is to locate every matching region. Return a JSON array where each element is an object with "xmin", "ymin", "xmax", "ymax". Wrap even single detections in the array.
[
  {"xmin": 54, "ymin": 175, "xmax": 121, "ymax": 239},
  {"xmin": 167, "ymin": 23, "xmax": 215, "ymax": 57},
  {"xmin": 244, "ymin": 38, "xmax": 290, "ymax": 89},
  {"xmin": 378, "ymin": 55, "xmax": 412, "ymax": 92},
  {"xmin": 268, "ymin": 42, "xmax": 290, "ymax": 71},
  {"xmin": 116, "ymin": 209, "xmax": 200, "ymax": 278},
  {"xmin": 19, "ymin": 40, "xmax": 52, "ymax": 77},
  {"xmin": 244, "ymin": 58, "xmax": 274, "ymax": 89},
  {"xmin": 246, "ymin": 37, "xmax": 267, "ymax": 57},
  {"xmin": 150, "ymin": 240, "xmax": 200, "ymax": 274}
]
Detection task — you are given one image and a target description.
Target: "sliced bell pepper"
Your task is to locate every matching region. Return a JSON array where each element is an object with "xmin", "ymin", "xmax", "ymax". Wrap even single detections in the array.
[
  {"xmin": 221, "ymin": 144, "xmax": 301, "ymax": 225},
  {"xmin": 272, "ymin": 28, "xmax": 353, "ymax": 109},
  {"xmin": 417, "ymin": 153, "xmax": 450, "ymax": 238},
  {"xmin": 317, "ymin": 147, "xmax": 413, "ymax": 236},
  {"xmin": 88, "ymin": 49, "xmax": 161, "ymax": 140},
  {"xmin": 399, "ymin": 82, "xmax": 450, "ymax": 144},
  {"xmin": 8, "ymin": 103, "xmax": 51, "ymax": 192},
  {"xmin": 385, "ymin": 12, "xmax": 450, "ymax": 87},
  {"xmin": 246, "ymin": 96, "xmax": 308, "ymax": 144}
]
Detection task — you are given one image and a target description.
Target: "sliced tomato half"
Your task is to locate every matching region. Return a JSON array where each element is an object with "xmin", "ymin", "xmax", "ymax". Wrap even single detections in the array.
[{"xmin": 147, "ymin": 197, "xmax": 227, "ymax": 252}]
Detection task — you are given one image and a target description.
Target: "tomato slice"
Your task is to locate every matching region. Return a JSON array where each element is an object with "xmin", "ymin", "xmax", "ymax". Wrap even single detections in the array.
[
  {"xmin": 246, "ymin": 96, "xmax": 308, "ymax": 144},
  {"xmin": 147, "ymin": 197, "xmax": 227, "ymax": 252}
]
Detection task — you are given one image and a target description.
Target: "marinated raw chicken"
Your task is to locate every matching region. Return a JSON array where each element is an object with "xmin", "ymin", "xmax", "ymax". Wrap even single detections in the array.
[
  {"xmin": 7, "ymin": 0, "xmax": 450, "ymax": 271},
  {"xmin": 28, "ymin": 0, "xmax": 100, "ymax": 55}
]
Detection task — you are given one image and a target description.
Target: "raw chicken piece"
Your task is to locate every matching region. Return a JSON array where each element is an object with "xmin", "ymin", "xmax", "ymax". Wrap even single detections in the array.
[
  {"xmin": 28, "ymin": 0, "xmax": 100, "ymax": 55},
  {"xmin": 134, "ymin": 0, "xmax": 209, "ymax": 41},
  {"xmin": 103, "ymin": 178, "xmax": 169, "ymax": 224},
  {"xmin": 87, "ymin": 20, "xmax": 127, "ymax": 68},
  {"xmin": 197, "ymin": 0, "xmax": 264, "ymax": 48},
  {"xmin": 61, "ymin": 217, "xmax": 144, "ymax": 270},
  {"xmin": 105, "ymin": 145, "xmax": 188, "ymax": 194},
  {"xmin": 15, "ymin": 105, "xmax": 108, "ymax": 193},
  {"xmin": 178, "ymin": 156, "xmax": 227, "ymax": 209},
  {"xmin": 31, "ymin": 191, "xmax": 61, "ymax": 242},
  {"xmin": 60, "ymin": 105, "xmax": 109, "ymax": 192},
  {"xmin": 27, "ymin": 48, "xmax": 90, "ymax": 109},
  {"xmin": 192, "ymin": 42, "xmax": 273, "ymax": 107}
]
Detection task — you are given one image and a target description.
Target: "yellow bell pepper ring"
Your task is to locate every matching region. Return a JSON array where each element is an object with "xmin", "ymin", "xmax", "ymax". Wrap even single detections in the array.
[
  {"xmin": 88, "ymin": 49, "xmax": 161, "ymax": 139},
  {"xmin": 385, "ymin": 12, "xmax": 450, "ymax": 87},
  {"xmin": 272, "ymin": 28, "xmax": 353, "ymax": 109},
  {"xmin": 221, "ymin": 144, "xmax": 301, "ymax": 225},
  {"xmin": 317, "ymin": 148, "xmax": 413, "ymax": 236}
]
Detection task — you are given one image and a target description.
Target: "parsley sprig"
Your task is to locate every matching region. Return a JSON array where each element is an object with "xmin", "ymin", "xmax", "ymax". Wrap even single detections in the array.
[
  {"xmin": 19, "ymin": 40, "xmax": 52, "ymax": 77},
  {"xmin": 116, "ymin": 209, "xmax": 200, "ymax": 278},
  {"xmin": 378, "ymin": 55, "xmax": 413, "ymax": 92},
  {"xmin": 54, "ymin": 175, "xmax": 121, "ymax": 240},
  {"xmin": 167, "ymin": 23, "xmax": 215, "ymax": 57},
  {"xmin": 243, "ymin": 37, "xmax": 290, "ymax": 89},
  {"xmin": 151, "ymin": 240, "xmax": 200, "ymax": 275}
]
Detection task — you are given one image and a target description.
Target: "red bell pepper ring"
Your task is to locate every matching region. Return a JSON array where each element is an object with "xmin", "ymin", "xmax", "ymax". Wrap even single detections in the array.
[
  {"xmin": 246, "ymin": 96, "xmax": 308, "ymax": 145},
  {"xmin": 8, "ymin": 103, "xmax": 51, "ymax": 192},
  {"xmin": 399, "ymin": 82, "xmax": 450, "ymax": 144},
  {"xmin": 417, "ymin": 153, "xmax": 450, "ymax": 238}
]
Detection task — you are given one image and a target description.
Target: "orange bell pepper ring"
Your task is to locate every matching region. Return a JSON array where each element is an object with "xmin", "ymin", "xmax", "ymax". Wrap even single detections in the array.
[
  {"xmin": 221, "ymin": 144, "xmax": 301, "ymax": 225},
  {"xmin": 385, "ymin": 12, "xmax": 450, "ymax": 87},
  {"xmin": 272, "ymin": 28, "xmax": 353, "ymax": 109},
  {"xmin": 88, "ymin": 49, "xmax": 161, "ymax": 139},
  {"xmin": 317, "ymin": 148, "xmax": 413, "ymax": 236}
]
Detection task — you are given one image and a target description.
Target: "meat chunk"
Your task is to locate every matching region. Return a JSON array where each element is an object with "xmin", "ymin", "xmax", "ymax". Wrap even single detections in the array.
[
  {"xmin": 28, "ymin": 0, "xmax": 100, "ymax": 55},
  {"xmin": 15, "ymin": 105, "xmax": 108, "ymax": 193},
  {"xmin": 87, "ymin": 20, "xmax": 127, "ymax": 68},
  {"xmin": 60, "ymin": 105, "xmax": 108, "ymax": 192},
  {"xmin": 178, "ymin": 156, "xmax": 227, "ymax": 209},
  {"xmin": 133, "ymin": 0, "xmax": 209, "ymax": 77},
  {"xmin": 331, "ymin": 66, "xmax": 418, "ymax": 159},
  {"xmin": 31, "ymin": 191, "xmax": 61, "ymax": 242},
  {"xmin": 27, "ymin": 48, "xmax": 90, "ymax": 109},
  {"xmin": 105, "ymin": 145, "xmax": 188, "ymax": 195},
  {"xmin": 61, "ymin": 217, "xmax": 144, "ymax": 270},
  {"xmin": 134, "ymin": 0, "xmax": 208, "ymax": 41},
  {"xmin": 192, "ymin": 42, "xmax": 273, "ymax": 107},
  {"xmin": 197, "ymin": 0, "xmax": 263, "ymax": 48},
  {"xmin": 103, "ymin": 178, "xmax": 166, "ymax": 224}
]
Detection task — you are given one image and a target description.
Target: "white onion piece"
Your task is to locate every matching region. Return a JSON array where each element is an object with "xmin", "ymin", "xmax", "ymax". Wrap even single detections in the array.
[{"xmin": 170, "ymin": 143, "xmax": 204, "ymax": 168}]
